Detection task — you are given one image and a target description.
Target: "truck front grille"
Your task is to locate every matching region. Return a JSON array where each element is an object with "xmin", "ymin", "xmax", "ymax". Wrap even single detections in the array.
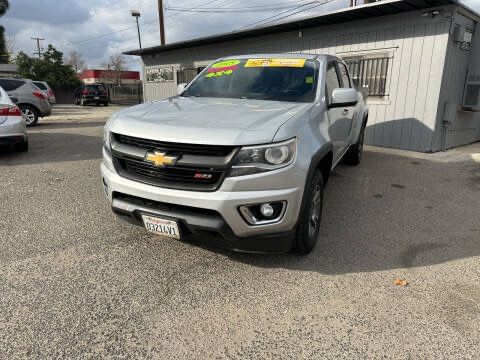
[{"xmin": 111, "ymin": 133, "xmax": 238, "ymax": 191}]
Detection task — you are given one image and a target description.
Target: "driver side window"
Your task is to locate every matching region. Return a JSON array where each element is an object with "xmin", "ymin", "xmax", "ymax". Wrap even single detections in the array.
[{"xmin": 325, "ymin": 62, "xmax": 340, "ymax": 105}]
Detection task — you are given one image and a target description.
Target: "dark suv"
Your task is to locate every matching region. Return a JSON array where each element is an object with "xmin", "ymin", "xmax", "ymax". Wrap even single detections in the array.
[{"xmin": 74, "ymin": 84, "xmax": 109, "ymax": 106}]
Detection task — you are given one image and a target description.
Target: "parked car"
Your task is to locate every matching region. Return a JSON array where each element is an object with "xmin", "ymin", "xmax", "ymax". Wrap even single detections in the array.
[
  {"xmin": 0, "ymin": 78, "xmax": 52, "ymax": 127},
  {"xmin": 0, "ymin": 86, "xmax": 28, "ymax": 152},
  {"xmin": 33, "ymin": 81, "xmax": 56, "ymax": 105},
  {"xmin": 74, "ymin": 84, "xmax": 109, "ymax": 106},
  {"xmin": 101, "ymin": 54, "xmax": 368, "ymax": 254}
]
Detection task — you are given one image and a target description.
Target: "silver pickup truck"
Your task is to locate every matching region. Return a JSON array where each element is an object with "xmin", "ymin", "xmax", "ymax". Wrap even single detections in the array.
[{"xmin": 101, "ymin": 54, "xmax": 368, "ymax": 254}]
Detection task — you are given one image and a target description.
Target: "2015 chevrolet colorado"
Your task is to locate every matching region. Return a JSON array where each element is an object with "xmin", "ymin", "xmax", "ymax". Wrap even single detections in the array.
[{"xmin": 101, "ymin": 54, "xmax": 368, "ymax": 254}]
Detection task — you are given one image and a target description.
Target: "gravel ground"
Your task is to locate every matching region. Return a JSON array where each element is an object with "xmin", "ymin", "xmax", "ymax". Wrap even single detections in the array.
[{"xmin": 0, "ymin": 105, "xmax": 479, "ymax": 359}]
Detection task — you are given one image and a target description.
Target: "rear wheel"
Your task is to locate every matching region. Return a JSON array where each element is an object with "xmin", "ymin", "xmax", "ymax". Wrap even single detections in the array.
[
  {"xmin": 20, "ymin": 105, "xmax": 39, "ymax": 127},
  {"xmin": 344, "ymin": 123, "xmax": 366, "ymax": 166},
  {"xmin": 294, "ymin": 169, "xmax": 324, "ymax": 254},
  {"xmin": 104, "ymin": 102, "xmax": 109, "ymax": 107},
  {"xmin": 14, "ymin": 140, "xmax": 28, "ymax": 152}
]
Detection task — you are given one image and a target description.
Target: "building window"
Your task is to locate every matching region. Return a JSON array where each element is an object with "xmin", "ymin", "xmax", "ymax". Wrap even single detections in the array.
[
  {"xmin": 146, "ymin": 67, "xmax": 174, "ymax": 83},
  {"xmin": 344, "ymin": 56, "xmax": 390, "ymax": 97},
  {"xmin": 176, "ymin": 68, "xmax": 199, "ymax": 84},
  {"xmin": 460, "ymin": 28, "xmax": 473, "ymax": 51}
]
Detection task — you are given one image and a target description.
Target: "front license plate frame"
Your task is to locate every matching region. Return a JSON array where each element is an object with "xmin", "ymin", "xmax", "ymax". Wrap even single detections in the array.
[{"xmin": 141, "ymin": 214, "xmax": 181, "ymax": 240}]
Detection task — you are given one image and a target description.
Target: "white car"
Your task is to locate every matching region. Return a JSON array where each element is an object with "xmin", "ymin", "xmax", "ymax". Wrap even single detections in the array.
[{"xmin": 0, "ymin": 86, "xmax": 28, "ymax": 152}]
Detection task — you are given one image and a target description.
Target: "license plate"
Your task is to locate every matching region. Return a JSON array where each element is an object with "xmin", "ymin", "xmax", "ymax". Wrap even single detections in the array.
[
  {"xmin": 94, "ymin": 96, "xmax": 100, "ymax": 100},
  {"xmin": 142, "ymin": 215, "xmax": 180, "ymax": 239}
]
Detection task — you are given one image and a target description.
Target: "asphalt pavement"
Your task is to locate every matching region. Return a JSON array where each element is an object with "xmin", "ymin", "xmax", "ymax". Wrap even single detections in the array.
[{"xmin": 0, "ymin": 104, "xmax": 479, "ymax": 359}]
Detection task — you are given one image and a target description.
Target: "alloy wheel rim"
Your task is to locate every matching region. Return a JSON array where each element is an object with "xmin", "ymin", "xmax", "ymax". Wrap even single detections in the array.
[
  {"xmin": 308, "ymin": 183, "xmax": 322, "ymax": 238},
  {"xmin": 22, "ymin": 109, "xmax": 35, "ymax": 125}
]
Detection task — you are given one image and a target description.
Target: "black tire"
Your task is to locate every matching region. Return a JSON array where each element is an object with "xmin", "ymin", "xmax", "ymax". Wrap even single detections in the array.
[
  {"xmin": 96, "ymin": 102, "xmax": 100, "ymax": 107},
  {"xmin": 104, "ymin": 102, "xmax": 109, "ymax": 107},
  {"xmin": 20, "ymin": 105, "xmax": 39, "ymax": 127},
  {"xmin": 14, "ymin": 140, "xmax": 28, "ymax": 152},
  {"xmin": 343, "ymin": 124, "xmax": 366, "ymax": 166},
  {"xmin": 294, "ymin": 169, "xmax": 324, "ymax": 254}
]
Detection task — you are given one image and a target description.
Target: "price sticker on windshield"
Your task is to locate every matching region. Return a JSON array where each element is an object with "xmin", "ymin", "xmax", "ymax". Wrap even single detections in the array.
[
  {"xmin": 206, "ymin": 70, "xmax": 234, "ymax": 78},
  {"xmin": 206, "ymin": 59, "xmax": 240, "ymax": 78},
  {"xmin": 245, "ymin": 58, "xmax": 306, "ymax": 68}
]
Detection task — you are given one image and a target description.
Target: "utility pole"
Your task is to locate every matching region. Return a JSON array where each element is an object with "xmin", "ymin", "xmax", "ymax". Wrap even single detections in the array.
[
  {"xmin": 31, "ymin": 37, "xmax": 44, "ymax": 58},
  {"xmin": 158, "ymin": 0, "xmax": 165, "ymax": 45}
]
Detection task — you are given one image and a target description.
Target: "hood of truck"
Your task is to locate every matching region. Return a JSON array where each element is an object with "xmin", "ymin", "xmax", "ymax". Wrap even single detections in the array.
[{"xmin": 109, "ymin": 96, "xmax": 310, "ymax": 146}]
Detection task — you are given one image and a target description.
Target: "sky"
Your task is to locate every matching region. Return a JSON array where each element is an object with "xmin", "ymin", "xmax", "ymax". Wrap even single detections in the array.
[{"xmin": 2, "ymin": 0, "xmax": 480, "ymax": 72}]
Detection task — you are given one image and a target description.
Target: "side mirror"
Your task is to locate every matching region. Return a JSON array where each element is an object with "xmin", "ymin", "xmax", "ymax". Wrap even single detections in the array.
[
  {"xmin": 9, "ymin": 96, "xmax": 18, "ymax": 104},
  {"xmin": 329, "ymin": 88, "xmax": 359, "ymax": 108},
  {"xmin": 177, "ymin": 83, "xmax": 187, "ymax": 96}
]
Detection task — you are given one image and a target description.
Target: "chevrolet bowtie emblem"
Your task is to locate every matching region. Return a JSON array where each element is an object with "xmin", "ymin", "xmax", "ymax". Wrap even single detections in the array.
[{"xmin": 145, "ymin": 151, "xmax": 178, "ymax": 167}]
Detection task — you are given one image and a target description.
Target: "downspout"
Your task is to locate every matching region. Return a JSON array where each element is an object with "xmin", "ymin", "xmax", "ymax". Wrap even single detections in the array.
[
  {"xmin": 439, "ymin": 10, "xmax": 457, "ymax": 151},
  {"xmin": 441, "ymin": 102, "xmax": 453, "ymax": 151}
]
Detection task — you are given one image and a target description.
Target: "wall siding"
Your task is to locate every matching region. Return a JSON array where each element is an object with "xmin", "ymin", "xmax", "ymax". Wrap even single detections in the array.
[
  {"xmin": 141, "ymin": 8, "xmax": 460, "ymax": 152},
  {"xmin": 436, "ymin": 11, "xmax": 480, "ymax": 150}
]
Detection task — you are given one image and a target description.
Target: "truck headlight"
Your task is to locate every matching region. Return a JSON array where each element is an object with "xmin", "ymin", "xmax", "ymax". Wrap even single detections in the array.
[
  {"xmin": 103, "ymin": 126, "xmax": 111, "ymax": 152},
  {"xmin": 229, "ymin": 138, "xmax": 296, "ymax": 177}
]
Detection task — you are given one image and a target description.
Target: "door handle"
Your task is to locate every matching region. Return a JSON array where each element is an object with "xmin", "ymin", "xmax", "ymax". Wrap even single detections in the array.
[{"xmin": 343, "ymin": 108, "xmax": 349, "ymax": 115}]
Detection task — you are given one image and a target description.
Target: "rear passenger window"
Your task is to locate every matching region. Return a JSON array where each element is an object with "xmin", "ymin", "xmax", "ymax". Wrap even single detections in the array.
[
  {"xmin": 337, "ymin": 63, "xmax": 352, "ymax": 88},
  {"xmin": 34, "ymin": 82, "xmax": 47, "ymax": 90},
  {"xmin": 0, "ymin": 79, "xmax": 25, "ymax": 91},
  {"xmin": 325, "ymin": 63, "xmax": 340, "ymax": 104}
]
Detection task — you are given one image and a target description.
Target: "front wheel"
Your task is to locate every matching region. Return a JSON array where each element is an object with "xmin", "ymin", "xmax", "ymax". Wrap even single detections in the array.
[
  {"xmin": 293, "ymin": 169, "xmax": 324, "ymax": 254},
  {"xmin": 20, "ymin": 105, "xmax": 39, "ymax": 127},
  {"xmin": 344, "ymin": 124, "xmax": 366, "ymax": 166}
]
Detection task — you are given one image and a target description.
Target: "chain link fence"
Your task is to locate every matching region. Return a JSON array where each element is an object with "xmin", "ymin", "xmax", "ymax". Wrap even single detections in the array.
[{"xmin": 108, "ymin": 84, "xmax": 143, "ymax": 105}]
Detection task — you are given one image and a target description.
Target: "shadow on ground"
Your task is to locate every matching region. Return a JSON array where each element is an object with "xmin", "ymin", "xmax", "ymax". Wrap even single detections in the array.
[
  {"xmin": 0, "ymin": 132, "xmax": 103, "ymax": 165},
  {"xmin": 185, "ymin": 151, "xmax": 480, "ymax": 274},
  {"xmin": 34, "ymin": 121, "xmax": 106, "ymax": 130}
]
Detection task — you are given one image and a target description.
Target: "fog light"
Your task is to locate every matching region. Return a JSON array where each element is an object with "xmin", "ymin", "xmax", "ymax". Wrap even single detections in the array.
[
  {"xmin": 260, "ymin": 203, "xmax": 274, "ymax": 218},
  {"xmin": 239, "ymin": 201, "xmax": 287, "ymax": 225}
]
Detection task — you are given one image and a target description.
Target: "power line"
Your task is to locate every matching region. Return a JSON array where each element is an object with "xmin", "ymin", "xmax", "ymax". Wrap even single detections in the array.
[
  {"xmin": 67, "ymin": 18, "xmax": 159, "ymax": 46},
  {"xmin": 259, "ymin": 0, "xmax": 337, "ymax": 27},
  {"xmin": 165, "ymin": 1, "xmax": 313, "ymax": 13},
  {"xmin": 165, "ymin": 0, "xmax": 226, "ymax": 19},
  {"xmin": 239, "ymin": 0, "xmax": 335, "ymax": 30}
]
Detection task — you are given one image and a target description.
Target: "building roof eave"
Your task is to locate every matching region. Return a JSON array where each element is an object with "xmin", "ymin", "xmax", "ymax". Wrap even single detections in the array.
[{"xmin": 123, "ymin": 0, "xmax": 476, "ymax": 57}]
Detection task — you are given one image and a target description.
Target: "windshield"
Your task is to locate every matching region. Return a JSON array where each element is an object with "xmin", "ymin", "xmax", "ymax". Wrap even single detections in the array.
[
  {"xmin": 87, "ymin": 85, "xmax": 106, "ymax": 92},
  {"xmin": 182, "ymin": 58, "xmax": 318, "ymax": 103}
]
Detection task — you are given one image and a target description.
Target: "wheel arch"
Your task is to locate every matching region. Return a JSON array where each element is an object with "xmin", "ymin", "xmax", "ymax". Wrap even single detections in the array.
[
  {"xmin": 17, "ymin": 103, "xmax": 41, "ymax": 116},
  {"xmin": 294, "ymin": 142, "xmax": 333, "ymax": 231}
]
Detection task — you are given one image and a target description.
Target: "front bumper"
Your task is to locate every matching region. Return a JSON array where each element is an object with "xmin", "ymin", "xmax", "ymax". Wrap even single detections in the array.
[{"xmin": 101, "ymin": 148, "xmax": 306, "ymax": 252}]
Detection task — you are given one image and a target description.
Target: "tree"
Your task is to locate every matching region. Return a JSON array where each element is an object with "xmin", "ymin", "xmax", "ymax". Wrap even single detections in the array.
[
  {"xmin": 102, "ymin": 53, "xmax": 126, "ymax": 85},
  {"xmin": 0, "ymin": 0, "xmax": 9, "ymax": 16},
  {"xmin": 0, "ymin": 0, "xmax": 9, "ymax": 64},
  {"xmin": 65, "ymin": 50, "xmax": 86, "ymax": 74},
  {"xmin": 15, "ymin": 45, "xmax": 81, "ymax": 88}
]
